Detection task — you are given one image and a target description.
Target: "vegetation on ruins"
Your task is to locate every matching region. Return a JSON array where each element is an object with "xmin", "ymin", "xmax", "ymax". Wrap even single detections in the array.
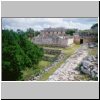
[{"xmin": 2, "ymin": 29, "xmax": 43, "ymax": 81}]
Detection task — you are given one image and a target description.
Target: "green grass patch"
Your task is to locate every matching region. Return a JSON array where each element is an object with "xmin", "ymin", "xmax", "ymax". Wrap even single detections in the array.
[
  {"xmin": 20, "ymin": 60, "xmax": 51, "ymax": 80},
  {"xmin": 21, "ymin": 67, "xmax": 35, "ymax": 80},
  {"xmin": 38, "ymin": 61, "xmax": 64, "ymax": 81},
  {"xmin": 37, "ymin": 60, "xmax": 51, "ymax": 69},
  {"xmin": 62, "ymin": 44, "xmax": 80, "ymax": 54}
]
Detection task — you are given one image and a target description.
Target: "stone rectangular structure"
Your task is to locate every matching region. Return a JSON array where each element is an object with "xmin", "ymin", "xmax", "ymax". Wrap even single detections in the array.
[{"xmin": 33, "ymin": 27, "xmax": 74, "ymax": 47}]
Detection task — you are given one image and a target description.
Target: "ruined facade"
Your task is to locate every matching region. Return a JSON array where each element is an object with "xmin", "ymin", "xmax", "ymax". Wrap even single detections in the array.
[
  {"xmin": 33, "ymin": 27, "xmax": 74, "ymax": 47},
  {"xmin": 74, "ymin": 24, "xmax": 98, "ymax": 44},
  {"xmin": 33, "ymin": 24, "xmax": 98, "ymax": 46},
  {"xmin": 74, "ymin": 32, "xmax": 98, "ymax": 44}
]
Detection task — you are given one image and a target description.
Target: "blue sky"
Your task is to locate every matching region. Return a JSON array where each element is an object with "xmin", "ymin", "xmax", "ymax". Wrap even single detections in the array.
[{"xmin": 2, "ymin": 18, "xmax": 98, "ymax": 31}]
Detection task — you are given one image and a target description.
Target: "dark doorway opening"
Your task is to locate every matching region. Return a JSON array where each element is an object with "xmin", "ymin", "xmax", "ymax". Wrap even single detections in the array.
[{"xmin": 80, "ymin": 39, "xmax": 83, "ymax": 44}]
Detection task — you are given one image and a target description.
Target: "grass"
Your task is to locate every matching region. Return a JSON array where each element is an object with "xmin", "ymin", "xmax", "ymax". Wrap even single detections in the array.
[
  {"xmin": 37, "ymin": 60, "xmax": 51, "ymax": 69},
  {"xmin": 74, "ymin": 74, "xmax": 92, "ymax": 81},
  {"xmin": 38, "ymin": 44, "xmax": 80, "ymax": 81},
  {"xmin": 62, "ymin": 44, "xmax": 80, "ymax": 55},
  {"xmin": 21, "ymin": 67, "xmax": 35, "ymax": 80},
  {"xmin": 88, "ymin": 47, "xmax": 98, "ymax": 56},
  {"xmin": 43, "ymin": 44, "xmax": 80, "ymax": 57},
  {"xmin": 38, "ymin": 61, "xmax": 64, "ymax": 81},
  {"xmin": 21, "ymin": 60, "xmax": 51, "ymax": 80}
]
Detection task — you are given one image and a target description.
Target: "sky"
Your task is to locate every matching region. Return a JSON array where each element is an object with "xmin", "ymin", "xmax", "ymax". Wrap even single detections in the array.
[{"xmin": 2, "ymin": 18, "xmax": 98, "ymax": 31}]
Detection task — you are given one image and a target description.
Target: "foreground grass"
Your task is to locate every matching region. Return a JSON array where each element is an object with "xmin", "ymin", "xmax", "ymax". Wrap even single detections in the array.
[
  {"xmin": 38, "ymin": 44, "xmax": 80, "ymax": 81},
  {"xmin": 38, "ymin": 61, "xmax": 64, "ymax": 81},
  {"xmin": 37, "ymin": 60, "xmax": 51, "ymax": 69},
  {"xmin": 21, "ymin": 60, "xmax": 51, "ymax": 80}
]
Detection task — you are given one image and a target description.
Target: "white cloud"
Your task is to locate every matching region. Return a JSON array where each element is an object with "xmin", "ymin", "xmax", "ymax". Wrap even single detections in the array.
[{"xmin": 2, "ymin": 18, "xmax": 98, "ymax": 31}]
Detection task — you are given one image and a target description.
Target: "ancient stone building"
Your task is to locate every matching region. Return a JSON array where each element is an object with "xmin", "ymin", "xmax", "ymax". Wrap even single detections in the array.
[
  {"xmin": 33, "ymin": 27, "xmax": 74, "ymax": 47},
  {"xmin": 74, "ymin": 32, "xmax": 98, "ymax": 44},
  {"xmin": 74, "ymin": 23, "xmax": 98, "ymax": 44},
  {"xmin": 33, "ymin": 24, "xmax": 98, "ymax": 46}
]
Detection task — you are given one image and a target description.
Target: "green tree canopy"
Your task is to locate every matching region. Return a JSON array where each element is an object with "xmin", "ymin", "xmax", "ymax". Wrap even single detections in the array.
[
  {"xmin": 2, "ymin": 29, "xmax": 43, "ymax": 81},
  {"xmin": 91, "ymin": 23, "xmax": 98, "ymax": 29},
  {"xmin": 22, "ymin": 28, "xmax": 40, "ymax": 40},
  {"xmin": 65, "ymin": 29, "xmax": 76, "ymax": 36}
]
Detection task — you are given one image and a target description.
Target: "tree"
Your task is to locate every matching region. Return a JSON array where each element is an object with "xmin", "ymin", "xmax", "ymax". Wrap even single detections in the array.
[
  {"xmin": 2, "ymin": 29, "xmax": 44, "ymax": 81},
  {"xmin": 25, "ymin": 28, "xmax": 40, "ymax": 39},
  {"xmin": 2, "ymin": 30, "xmax": 25, "ymax": 80},
  {"xmin": 19, "ymin": 34, "xmax": 44, "ymax": 65},
  {"xmin": 91, "ymin": 23, "xmax": 98, "ymax": 29},
  {"xmin": 34, "ymin": 31, "xmax": 40, "ymax": 36},
  {"xmin": 65, "ymin": 29, "xmax": 76, "ymax": 36},
  {"xmin": 17, "ymin": 29, "xmax": 24, "ymax": 34},
  {"xmin": 26, "ymin": 28, "xmax": 34, "ymax": 39},
  {"xmin": 91, "ymin": 23, "xmax": 98, "ymax": 34}
]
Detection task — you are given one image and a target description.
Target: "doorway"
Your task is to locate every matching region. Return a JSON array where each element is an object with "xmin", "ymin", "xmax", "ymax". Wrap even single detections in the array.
[{"xmin": 80, "ymin": 39, "xmax": 83, "ymax": 44}]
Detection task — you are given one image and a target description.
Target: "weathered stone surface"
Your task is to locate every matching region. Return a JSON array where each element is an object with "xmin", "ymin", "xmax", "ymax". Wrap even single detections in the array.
[
  {"xmin": 48, "ymin": 44, "xmax": 88, "ymax": 81},
  {"xmin": 80, "ymin": 55, "xmax": 98, "ymax": 79},
  {"xmin": 82, "ymin": 60, "xmax": 93, "ymax": 68},
  {"xmin": 33, "ymin": 27, "xmax": 74, "ymax": 47}
]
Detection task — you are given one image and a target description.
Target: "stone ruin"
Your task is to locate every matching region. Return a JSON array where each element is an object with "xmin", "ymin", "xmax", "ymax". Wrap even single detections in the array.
[{"xmin": 33, "ymin": 27, "xmax": 74, "ymax": 47}]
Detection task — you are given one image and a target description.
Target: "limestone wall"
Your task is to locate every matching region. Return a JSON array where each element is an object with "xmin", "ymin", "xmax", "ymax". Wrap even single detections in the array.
[
  {"xmin": 67, "ymin": 38, "xmax": 74, "ymax": 46},
  {"xmin": 33, "ymin": 36, "xmax": 69, "ymax": 47},
  {"xmin": 74, "ymin": 35, "xmax": 80, "ymax": 44}
]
